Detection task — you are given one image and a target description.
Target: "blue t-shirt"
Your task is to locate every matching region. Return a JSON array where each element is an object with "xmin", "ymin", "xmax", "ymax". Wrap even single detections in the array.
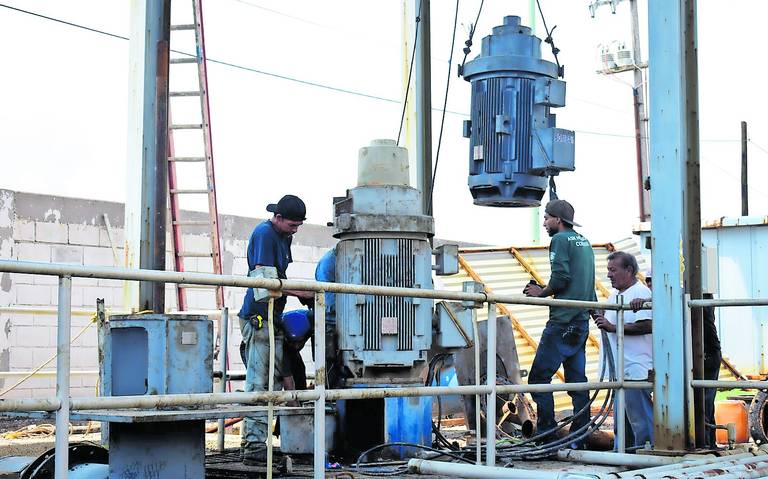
[
  {"xmin": 314, "ymin": 249, "xmax": 336, "ymax": 325},
  {"xmin": 238, "ymin": 220, "xmax": 293, "ymax": 320}
]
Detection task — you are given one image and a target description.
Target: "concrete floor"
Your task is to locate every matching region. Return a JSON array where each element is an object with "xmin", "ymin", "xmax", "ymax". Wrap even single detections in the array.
[{"xmin": 0, "ymin": 417, "xmax": 625, "ymax": 478}]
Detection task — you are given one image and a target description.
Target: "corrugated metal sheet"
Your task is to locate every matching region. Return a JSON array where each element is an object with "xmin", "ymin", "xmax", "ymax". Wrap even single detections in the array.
[{"xmin": 438, "ymin": 238, "xmax": 736, "ymax": 411}]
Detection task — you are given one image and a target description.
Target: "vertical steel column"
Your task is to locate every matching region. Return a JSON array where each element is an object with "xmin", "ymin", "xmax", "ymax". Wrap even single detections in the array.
[
  {"xmin": 217, "ymin": 307, "xmax": 229, "ymax": 452},
  {"xmin": 125, "ymin": 0, "xmax": 171, "ymax": 313},
  {"xmin": 683, "ymin": 0, "xmax": 705, "ymax": 448},
  {"xmin": 648, "ymin": 0, "xmax": 689, "ymax": 451},
  {"xmin": 313, "ymin": 292, "xmax": 327, "ymax": 479},
  {"xmin": 414, "ymin": 0, "xmax": 432, "ymax": 215},
  {"xmin": 473, "ymin": 309, "xmax": 482, "ymax": 464},
  {"xmin": 616, "ymin": 295, "xmax": 626, "ymax": 453},
  {"xmin": 55, "ymin": 276, "xmax": 72, "ymax": 478},
  {"xmin": 486, "ymin": 303, "xmax": 497, "ymax": 466},
  {"xmin": 683, "ymin": 294, "xmax": 696, "ymax": 445}
]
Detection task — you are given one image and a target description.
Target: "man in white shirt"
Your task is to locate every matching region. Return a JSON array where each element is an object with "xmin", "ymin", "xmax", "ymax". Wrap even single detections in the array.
[{"xmin": 593, "ymin": 251, "xmax": 653, "ymax": 449}]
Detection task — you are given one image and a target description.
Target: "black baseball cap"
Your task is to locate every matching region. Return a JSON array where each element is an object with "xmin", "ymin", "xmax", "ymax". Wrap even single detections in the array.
[
  {"xmin": 545, "ymin": 199, "xmax": 581, "ymax": 227},
  {"xmin": 266, "ymin": 195, "xmax": 306, "ymax": 221}
]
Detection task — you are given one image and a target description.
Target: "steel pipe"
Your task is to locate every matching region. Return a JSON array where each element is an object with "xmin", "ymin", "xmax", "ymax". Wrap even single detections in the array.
[
  {"xmin": 473, "ymin": 307, "xmax": 482, "ymax": 464},
  {"xmin": 692, "ymin": 380, "xmax": 768, "ymax": 389},
  {"xmin": 55, "ymin": 276, "xmax": 72, "ymax": 479},
  {"xmin": 407, "ymin": 459, "xmax": 600, "ymax": 478},
  {"xmin": 612, "ymin": 452, "xmax": 757, "ymax": 478},
  {"xmin": 216, "ymin": 306, "xmax": 229, "ymax": 452},
  {"xmin": 638, "ymin": 455, "xmax": 768, "ymax": 479},
  {"xmin": 616, "ymin": 295, "xmax": 626, "ymax": 453},
  {"xmin": 688, "ymin": 298, "xmax": 768, "ymax": 308},
  {"xmin": 0, "ymin": 381, "xmax": 651, "ymax": 414},
  {"xmin": 0, "ymin": 260, "xmax": 630, "ymax": 311},
  {"xmin": 0, "ymin": 380, "xmax": 651, "ymax": 414},
  {"xmin": 486, "ymin": 303, "xmax": 497, "ymax": 466},
  {"xmin": 313, "ymin": 292, "xmax": 326, "ymax": 479},
  {"xmin": 556, "ymin": 449, "xmax": 691, "ymax": 467}
]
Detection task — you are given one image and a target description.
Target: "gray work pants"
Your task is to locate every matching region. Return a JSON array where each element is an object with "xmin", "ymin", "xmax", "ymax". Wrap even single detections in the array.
[{"xmin": 239, "ymin": 316, "xmax": 285, "ymax": 448}]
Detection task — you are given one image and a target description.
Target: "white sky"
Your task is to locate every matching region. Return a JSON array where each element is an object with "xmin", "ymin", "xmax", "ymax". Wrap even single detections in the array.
[{"xmin": 1, "ymin": 0, "xmax": 767, "ymax": 246}]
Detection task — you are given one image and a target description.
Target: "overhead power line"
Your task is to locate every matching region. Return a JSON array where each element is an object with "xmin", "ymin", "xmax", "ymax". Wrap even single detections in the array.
[
  {"xmin": 0, "ymin": 3, "xmax": 465, "ymax": 115},
  {"xmin": 0, "ymin": 3, "xmax": 764, "ymax": 151}
]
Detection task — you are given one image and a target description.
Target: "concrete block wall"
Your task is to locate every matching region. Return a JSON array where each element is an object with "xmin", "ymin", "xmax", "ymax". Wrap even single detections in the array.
[{"xmin": 0, "ymin": 189, "xmax": 337, "ymax": 399}]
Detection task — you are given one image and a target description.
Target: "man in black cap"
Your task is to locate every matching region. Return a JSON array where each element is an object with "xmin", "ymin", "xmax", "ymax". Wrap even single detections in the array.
[
  {"xmin": 238, "ymin": 194, "xmax": 314, "ymax": 465},
  {"xmin": 524, "ymin": 199, "xmax": 596, "ymax": 447}
]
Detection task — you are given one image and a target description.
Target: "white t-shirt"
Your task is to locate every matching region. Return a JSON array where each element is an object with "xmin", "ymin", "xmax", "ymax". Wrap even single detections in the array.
[{"xmin": 602, "ymin": 281, "xmax": 653, "ymax": 380}]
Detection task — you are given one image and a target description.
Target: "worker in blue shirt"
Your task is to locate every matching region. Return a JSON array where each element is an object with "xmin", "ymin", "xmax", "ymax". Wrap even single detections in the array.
[
  {"xmin": 238, "ymin": 195, "xmax": 314, "ymax": 465},
  {"xmin": 315, "ymin": 247, "xmax": 341, "ymax": 387}
]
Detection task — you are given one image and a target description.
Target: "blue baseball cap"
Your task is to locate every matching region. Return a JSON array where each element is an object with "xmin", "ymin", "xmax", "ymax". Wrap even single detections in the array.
[{"xmin": 282, "ymin": 309, "xmax": 311, "ymax": 342}]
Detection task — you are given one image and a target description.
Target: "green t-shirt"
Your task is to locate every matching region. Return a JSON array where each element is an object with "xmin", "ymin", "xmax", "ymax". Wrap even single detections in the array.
[{"xmin": 547, "ymin": 229, "xmax": 597, "ymax": 324}]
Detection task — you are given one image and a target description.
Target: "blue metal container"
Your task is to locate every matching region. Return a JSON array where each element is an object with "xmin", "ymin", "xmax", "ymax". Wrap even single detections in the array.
[{"xmin": 461, "ymin": 15, "xmax": 575, "ymax": 207}]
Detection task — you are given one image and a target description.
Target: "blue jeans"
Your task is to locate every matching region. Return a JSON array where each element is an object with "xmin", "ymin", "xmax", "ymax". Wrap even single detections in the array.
[
  {"xmin": 239, "ymin": 316, "xmax": 286, "ymax": 449},
  {"xmin": 528, "ymin": 320, "xmax": 590, "ymax": 438},
  {"xmin": 615, "ymin": 387, "xmax": 654, "ymax": 449}
]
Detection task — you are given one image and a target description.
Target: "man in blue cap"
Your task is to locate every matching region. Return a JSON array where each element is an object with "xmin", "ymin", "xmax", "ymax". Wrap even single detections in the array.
[{"xmin": 238, "ymin": 194, "xmax": 314, "ymax": 465}]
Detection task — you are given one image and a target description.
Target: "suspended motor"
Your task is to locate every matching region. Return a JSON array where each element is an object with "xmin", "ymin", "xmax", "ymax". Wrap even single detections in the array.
[{"xmin": 461, "ymin": 15, "xmax": 575, "ymax": 207}]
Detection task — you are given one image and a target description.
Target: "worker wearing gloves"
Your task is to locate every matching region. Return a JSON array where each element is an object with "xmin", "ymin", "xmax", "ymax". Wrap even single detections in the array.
[
  {"xmin": 238, "ymin": 195, "xmax": 314, "ymax": 465},
  {"xmin": 593, "ymin": 251, "xmax": 653, "ymax": 449},
  {"xmin": 524, "ymin": 199, "xmax": 596, "ymax": 447}
]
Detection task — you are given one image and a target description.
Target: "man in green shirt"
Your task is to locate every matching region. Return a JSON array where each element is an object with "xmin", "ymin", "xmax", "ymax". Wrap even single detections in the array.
[{"xmin": 524, "ymin": 200, "xmax": 596, "ymax": 447}]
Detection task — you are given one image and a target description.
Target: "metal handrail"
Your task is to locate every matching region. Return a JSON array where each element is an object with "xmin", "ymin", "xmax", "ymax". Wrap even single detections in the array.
[
  {"xmin": 0, "ymin": 259, "xmax": 633, "ymax": 311},
  {"xmin": 0, "ymin": 258, "xmax": 644, "ymax": 477}
]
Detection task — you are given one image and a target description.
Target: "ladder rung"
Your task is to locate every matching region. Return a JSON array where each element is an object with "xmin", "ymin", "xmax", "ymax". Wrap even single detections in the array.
[
  {"xmin": 168, "ymin": 156, "xmax": 206, "ymax": 162},
  {"xmin": 172, "ymin": 220, "xmax": 213, "ymax": 226},
  {"xmin": 170, "ymin": 124, "xmax": 203, "ymax": 130},
  {"xmin": 170, "ymin": 91, "xmax": 202, "ymax": 97},
  {"xmin": 179, "ymin": 284, "xmax": 218, "ymax": 290},
  {"xmin": 170, "ymin": 189, "xmax": 209, "ymax": 195},
  {"xmin": 170, "ymin": 57, "xmax": 197, "ymax": 64},
  {"xmin": 171, "ymin": 24, "xmax": 196, "ymax": 31},
  {"xmin": 177, "ymin": 251, "xmax": 214, "ymax": 258}
]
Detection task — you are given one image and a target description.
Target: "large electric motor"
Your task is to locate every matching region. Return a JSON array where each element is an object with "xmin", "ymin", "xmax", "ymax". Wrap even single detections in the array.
[
  {"xmin": 461, "ymin": 15, "xmax": 575, "ymax": 207},
  {"xmin": 333, "ymin": 139, "xmax": 434, "ymax": 379}
]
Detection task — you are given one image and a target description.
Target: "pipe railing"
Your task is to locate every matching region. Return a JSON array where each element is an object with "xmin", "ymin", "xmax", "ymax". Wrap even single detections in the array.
[{"xmin": 0, "ymin": 259, "xmax": 656, "ymax": 478}]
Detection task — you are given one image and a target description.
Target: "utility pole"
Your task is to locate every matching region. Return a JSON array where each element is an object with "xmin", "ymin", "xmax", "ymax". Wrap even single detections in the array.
[
  {"xmin": 742, "ymin": 121, "xmax": 749, "ymax": 216},
  {"xmin": 590, "ymin": 0, "xmax": 651, "ymax": 223},
  {"xmin": 415, "ymin": 0, "xmax": 432, "ymax": 216},
  {"xmin": 630, "ymin": 0, "xmax": 651, "ymax": 222}
]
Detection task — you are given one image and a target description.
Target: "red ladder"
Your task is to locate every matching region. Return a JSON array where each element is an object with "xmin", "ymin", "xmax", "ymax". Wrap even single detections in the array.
[{"xmin": 167, "ymin": 0, "xmax": 224, "ymax": 315}]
